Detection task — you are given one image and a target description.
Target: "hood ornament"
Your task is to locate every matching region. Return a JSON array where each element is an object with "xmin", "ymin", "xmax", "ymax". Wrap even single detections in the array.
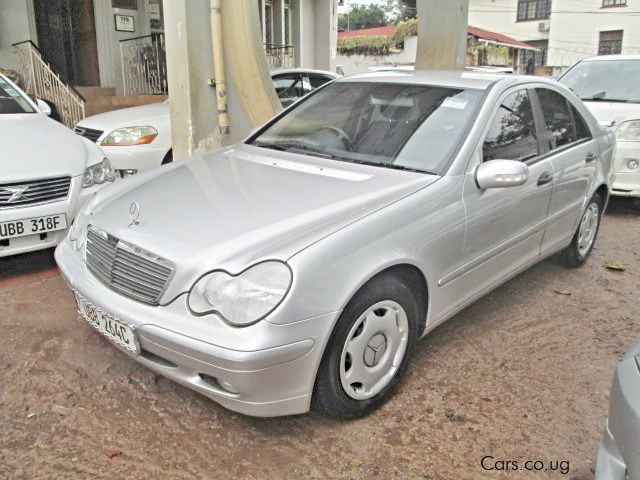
[{"xmin": 129, "ymin": 202, "xmax": 140, "ymax": 227}]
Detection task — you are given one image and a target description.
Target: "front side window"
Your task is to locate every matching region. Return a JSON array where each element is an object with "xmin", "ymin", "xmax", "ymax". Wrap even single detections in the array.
[
  {"xmin": 517, "ymin": 0, "xmax": 551, "ymax": 21},
  {"xmin": 483, "ymin": 90, "xmax": 538, "ymax": 162},
  {"xmin": 273, "ymin": 74, "xmax": 304, "ymax": 107},
  {"xmin": 0, "ymin": 77, "xmax": 35, "ymax": 114},
  {"xmin": 251, "ymin": 81, "xmax": 484, "ymax": 174},
  {"xmin": 309, "ymin": 74, "xmax": 333, "ymax": 89},
  {"xmin": 536, "ymin": 88, "xmax": 584, "ymax": 150}
]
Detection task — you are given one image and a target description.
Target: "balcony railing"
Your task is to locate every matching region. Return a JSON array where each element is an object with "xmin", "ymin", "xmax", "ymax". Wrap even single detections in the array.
[
  {"xmin": 264, "ymin": 43, "xmax": 296, "ymax": 70},
  {"xmin": 13, "ymin": 40, "xmax": 85, "ymax": 129},
  {"xmin": 120, "ymin": 33, "xmax": 168, "ymax": 96}
]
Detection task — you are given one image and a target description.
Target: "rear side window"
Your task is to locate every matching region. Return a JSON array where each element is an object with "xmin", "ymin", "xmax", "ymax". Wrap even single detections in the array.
[
  {"xmin": 536, "ymin": 88, "xmax": 586, "ymax": 150},
  {"xmin": 483, "ymin": 90, "xmax": 538, "ymax": 162},
  {"xmin": 309, "ymin": 74, "xmax": 333, "ymax": 89}
]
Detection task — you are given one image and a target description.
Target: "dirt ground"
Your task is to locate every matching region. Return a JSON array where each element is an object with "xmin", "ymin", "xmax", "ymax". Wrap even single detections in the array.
[{"xmin": 1, "ymin": 198, "xmax": 639, "ymax": 480}]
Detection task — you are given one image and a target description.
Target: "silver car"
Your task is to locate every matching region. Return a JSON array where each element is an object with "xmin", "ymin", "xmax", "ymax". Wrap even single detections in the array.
[
  {"xmin": 596, "ymin": 338, "xmax": 640, "ymax": 480},
  {"xmin": 55, "ymin": 71, "xmax": 614, "ymax": 417}
]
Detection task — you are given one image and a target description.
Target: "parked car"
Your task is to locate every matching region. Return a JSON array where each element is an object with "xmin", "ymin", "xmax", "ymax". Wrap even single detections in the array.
[
  {"xmin": 559, "ymin": 55, "xmax": 640, "ymax": 208},
  {"xmin": 596, "ymin": 338, "xmax": 640, "ymax": 480},
  {"xmin": 56, "ymin": 71, "xmax": 613, "ymax": 418},
  {"xmin": 73, "ymin": 69, "xmax": 341, "ymax": 177},
  {"xmin": 0, "ymin": 73, "xmax": 115, "ymax": 258}
]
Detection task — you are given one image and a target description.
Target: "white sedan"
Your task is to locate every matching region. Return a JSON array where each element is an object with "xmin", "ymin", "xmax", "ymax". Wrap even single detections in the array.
[
  {"xmin": 0, "ymin": 73, "xmax": 116, "ymax": 258},
  {"xmin": 73, "ymin": 69, "xmax": 340, "ymax": 177}
]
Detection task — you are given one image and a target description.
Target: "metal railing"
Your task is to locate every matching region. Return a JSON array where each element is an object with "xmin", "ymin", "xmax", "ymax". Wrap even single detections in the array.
[
  {"xmin": 120, "ymin": 33, "xmax": 168, "ymax": 96},
  {"xmin": 264, "ymin": 43, "xmax": 296, "ymax": 70},
  {"xmin": 12, "ymin": 40, "xmax": 86, "ymax": 129}
]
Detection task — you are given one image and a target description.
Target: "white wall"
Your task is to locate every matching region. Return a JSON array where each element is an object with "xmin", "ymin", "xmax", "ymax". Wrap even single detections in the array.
[
  {"xmin": 469, "ymin": 0, "xmax": 640, "ymax": 71},
  {"xmin": 468, "ymin": 0, "xmax": 549, "ymax": 42},
  {"xmin": 0, "ymin": 0, "xmax": 37, "ymax": 72},
  {"xmin": 94, "ymin": 0, "xmax": 153, "ymax": 93},
  {"xmin": 336, "ymin": 36, "xmax": 417, "ymax": 75},
  {"xmin": 548, "ymin": 0, "xmax": 640, "ymax": 68}
]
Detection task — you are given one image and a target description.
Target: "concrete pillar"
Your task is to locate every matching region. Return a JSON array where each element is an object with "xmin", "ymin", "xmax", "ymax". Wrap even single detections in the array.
[
  {"xmin": 313, "ymin": 0, "xmax": 337, "ymax": 71},
  {"xmin": 415, "ymin": 0, "xmax": 469, "ymax": 70},
  {"xmin": 163, "ymin": 0, "xmax": 280, "ymax": 159}
]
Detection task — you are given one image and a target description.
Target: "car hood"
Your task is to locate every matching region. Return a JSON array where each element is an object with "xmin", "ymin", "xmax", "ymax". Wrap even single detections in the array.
[
  {"xmin": 0, "ymin": 113, "xmax": 96, "ymax": 181},
  {"xmin": 581, "ymin": 101, "xmax": 640, "ymax": 128},
  {"xmin": 88, "ymin": 144, "xmax": 437, "ymax": 296},
  {"xmin": 76, "ymin": 100, "xmax": 169, "ymax": 134}
]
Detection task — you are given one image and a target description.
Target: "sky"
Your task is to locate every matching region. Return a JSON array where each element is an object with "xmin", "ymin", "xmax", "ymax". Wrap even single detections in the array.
[{"xmin": 337, "ymin": 0, "xmax": 382, "ymax": 14}]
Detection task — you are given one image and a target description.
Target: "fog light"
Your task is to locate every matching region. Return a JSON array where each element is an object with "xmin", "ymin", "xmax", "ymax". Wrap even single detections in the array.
[
  {"xmin": 117, "ymin": 169, "xmax": 138, "ymax": 178},
  {"xmin": 218, "ymin": 379, "xmax": 239, "ymax": 394},
  {"xmin": 626, "ymin": 159, "xmax": 639, "ymax": 170}
]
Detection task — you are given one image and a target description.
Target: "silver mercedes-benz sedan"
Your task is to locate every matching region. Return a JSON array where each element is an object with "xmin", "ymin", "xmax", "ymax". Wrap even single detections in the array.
[{"xmin": 55, "ymin": 71, "xmax": 614, "ymax": 417}]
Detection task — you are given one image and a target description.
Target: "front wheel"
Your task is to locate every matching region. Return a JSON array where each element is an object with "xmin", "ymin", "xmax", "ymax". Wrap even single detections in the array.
[
  {"xmin": 312, "ymin": 273, "xmax": 420, "ymax": 418},
  {"xmin": 559, "ymin": 192, "xmax": 603, "ymax": 267}
]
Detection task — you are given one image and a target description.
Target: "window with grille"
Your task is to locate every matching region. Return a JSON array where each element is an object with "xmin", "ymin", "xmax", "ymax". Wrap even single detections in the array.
[
  {"xmin": 602, "ymin": 0, "xmax": 626, "ymax": 7},
  {"xmin": 516, "ymin": 0, "xmax": 551, "ymax": 21},
  {"xmin": 598, "ymin": 30, "xmax": 623, "ymax": 55}
]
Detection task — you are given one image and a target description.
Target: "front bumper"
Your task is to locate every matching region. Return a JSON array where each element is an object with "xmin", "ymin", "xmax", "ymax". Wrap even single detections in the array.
[
  {"xmin": 101, "ymin": 144, "xmax": 169, "ymax": 175},
  {"xmin": 55, "ymin": 239, "xmax": 339, "ymax": 417},
  {"xmin": 611, "ymin": 142, "xmax": 640, "ymax": 198},
  {"xmin": 0, "ymin": 178, "xmax": 102, "ymax": 258},
  {"xmin": 595, "ymin": 346, "xmax": 640, "ymax": 480}
]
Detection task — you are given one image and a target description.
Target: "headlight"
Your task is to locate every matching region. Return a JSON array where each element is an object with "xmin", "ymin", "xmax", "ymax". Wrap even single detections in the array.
[
  {"xmin": 101, "ymin": 126, "xmax": 158, "ymax": 146},
  {"xmin": 615, "ymin": 120, "xmax": 640, "ymax": 141},
  {"xmin": 188, "ymin": 261, "xmax": 292, "ymax": 327},
  {"xmin": 83, "ymin": 158, "xmax": 116, "ymax": 188}
]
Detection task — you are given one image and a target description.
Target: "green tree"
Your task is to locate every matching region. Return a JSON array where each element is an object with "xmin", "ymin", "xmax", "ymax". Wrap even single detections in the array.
[{"xmin": 338, "ymin": 4, "xmax": 389, "ymax": 31}]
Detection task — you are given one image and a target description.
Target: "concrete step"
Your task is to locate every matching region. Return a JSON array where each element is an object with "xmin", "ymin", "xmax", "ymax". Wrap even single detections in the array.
[{"xmin": 74, "ymin": 86, "xmax": 116, "ymax": 99}]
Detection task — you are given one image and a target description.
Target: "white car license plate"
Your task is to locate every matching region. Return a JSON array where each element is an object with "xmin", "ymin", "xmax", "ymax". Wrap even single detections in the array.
[
  {"xmin": 75, "ymin": 293, "xmax": 139, "ymax": 354},
  {"xmin": 0, "ymin": 214, "xmax": 67, "ymax": 239}
]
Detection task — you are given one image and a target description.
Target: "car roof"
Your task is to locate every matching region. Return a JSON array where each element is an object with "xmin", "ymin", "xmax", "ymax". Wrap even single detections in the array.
[
  {"xmin": 579, "ymin": 54, "xmax": 640, "ymax": 62},
  {"xmin": 270, "ymin": 68, "xmax": 341, "ymax": 78},
  {"xmin": 334, "ymin": 69, "xmax": 551, "ymax": 90}
]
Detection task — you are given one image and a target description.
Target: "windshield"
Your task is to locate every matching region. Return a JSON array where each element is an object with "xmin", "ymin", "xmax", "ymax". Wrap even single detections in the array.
[
  {"xmin": 559, "ymin": 59, "xmax": 640, "ymax": 102},
  {"xmin": 0, "ymin": 77, "xmax": 35, "ymax": 114},
  {"xmin": 249, "ymin": 81, "xmax": 483, "ymax": 174}
]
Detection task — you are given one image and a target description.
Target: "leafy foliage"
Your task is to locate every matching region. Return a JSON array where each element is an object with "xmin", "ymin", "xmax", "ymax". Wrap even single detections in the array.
[
  {"xmin": 392, "ymin": 18, "xmax": 417, "ymax": 48},
  {"xmin": 337, "ymin": 35, "xmax": 391, "ymax": 56},
  {"xmin": 338, "ymin": 4, "xmax": 389, "ymax": 31}
]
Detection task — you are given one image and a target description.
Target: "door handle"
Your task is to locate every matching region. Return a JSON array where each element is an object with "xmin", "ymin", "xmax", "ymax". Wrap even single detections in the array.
[
  {"xmin": 585, "ymin": 152, "xmax": 597, "ymax": 163},
  {"xmin": 537, "ymin": 172, "xmax": 553, "ymax": 186}
]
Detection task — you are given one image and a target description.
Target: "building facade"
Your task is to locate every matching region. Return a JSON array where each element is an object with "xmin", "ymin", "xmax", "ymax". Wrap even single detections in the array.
[
  {"xmin": 1, "ymin": 0, "xmax": 336, "ymax": 95},
  {"xmin": 469, "ymin": 0, "xmax": 640, "ymax": 74}
]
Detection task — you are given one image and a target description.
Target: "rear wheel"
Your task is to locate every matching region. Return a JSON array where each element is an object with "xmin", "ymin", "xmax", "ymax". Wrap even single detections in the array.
[
  {"xmin": 312, "ymin": 273, "xmax": 420, "ymax": 418},
  {"xmin": 559, "ymin": 192, "xmax": 603, "ymax": 267}
]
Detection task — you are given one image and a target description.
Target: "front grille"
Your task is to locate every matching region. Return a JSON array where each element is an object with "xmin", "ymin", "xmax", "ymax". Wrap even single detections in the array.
[
  {"xmin": 85, "ymin": 225, "xmax": 175, "ymax": 305},
  {"xmin": 0, "ymin": 176, "xmax": 71, "ymax": 208},
  {"xmin": 74, "ymin": 126, "xmax": 104, "ymax": 143}
]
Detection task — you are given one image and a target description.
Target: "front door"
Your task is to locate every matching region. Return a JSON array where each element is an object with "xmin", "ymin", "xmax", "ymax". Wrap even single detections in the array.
[{"xmin": 453, "ymin": 88, "xmax": 553, "ymax": 306}]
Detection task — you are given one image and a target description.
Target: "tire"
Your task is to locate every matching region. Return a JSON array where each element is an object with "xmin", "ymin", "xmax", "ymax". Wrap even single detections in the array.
[
  {"xmin": 312, "ymin": 273, "xmax": 420, "ymax": 418},
  {"xmin": 560, "ymin": 192, "xmax": 603, "ymax": 268}
]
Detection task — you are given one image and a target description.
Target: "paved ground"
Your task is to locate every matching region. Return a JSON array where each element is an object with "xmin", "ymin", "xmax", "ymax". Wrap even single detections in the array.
[{"xmin": 1, "ymin": 198, "xmax": 639, "ymax": 480}]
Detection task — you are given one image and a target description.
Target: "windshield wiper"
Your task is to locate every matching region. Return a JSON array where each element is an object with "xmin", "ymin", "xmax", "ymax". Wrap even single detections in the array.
[
  {"xmin": 254, "ymin": 141, "xmax": 339, "ymax": 160},
  {"xmin": 582, "ymin": 96, "xmax": 631, "ymax": 103},
  {"xmin": 347, "ymin": 158, "xmax": 436, "ymax": 175}
]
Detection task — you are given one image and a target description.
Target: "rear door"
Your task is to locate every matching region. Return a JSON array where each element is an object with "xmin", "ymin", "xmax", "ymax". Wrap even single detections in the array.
[
  {"xmin": 455, "ymin": 87, "xmax": 553, "ymax": 305},
  {"xmin": 532, "ymin": 87, "xmax": 597, "ymax": 253}
]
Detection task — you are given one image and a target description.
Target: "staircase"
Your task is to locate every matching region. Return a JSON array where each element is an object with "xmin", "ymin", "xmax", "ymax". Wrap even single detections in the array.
[{"xmin": 74, "ymin": 87, "xmax": 164, "ymax": 117}]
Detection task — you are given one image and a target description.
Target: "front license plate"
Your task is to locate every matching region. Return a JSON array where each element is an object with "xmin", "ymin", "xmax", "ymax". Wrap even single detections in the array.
[
  {"xmin": 0, "ymin": 214, "xmax": 67, "ymax": 239},
  {"xmin": 75, "ymin": 293, "xmax": 139, "ymax": 354}
]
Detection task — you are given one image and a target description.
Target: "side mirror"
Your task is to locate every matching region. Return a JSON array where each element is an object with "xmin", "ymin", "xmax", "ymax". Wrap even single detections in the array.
[
  {"xmin": 36, "ymin": 99, "xmax": 52, "ymax": 116},
  {"xmin": 476, "ymin": 159, "xmax": 529, "ymax": 189}
]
